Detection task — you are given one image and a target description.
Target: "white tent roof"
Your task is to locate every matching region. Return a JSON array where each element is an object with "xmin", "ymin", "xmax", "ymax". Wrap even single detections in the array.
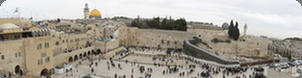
[{"xmin": 0, "ymin": 23, "xmax": 20, "ymax": 29}]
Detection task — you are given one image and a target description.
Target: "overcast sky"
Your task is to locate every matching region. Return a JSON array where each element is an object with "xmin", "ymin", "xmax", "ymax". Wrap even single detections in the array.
[{"xmin": 0, "ymin": 0, "xmax": 301, "ymax": 39}]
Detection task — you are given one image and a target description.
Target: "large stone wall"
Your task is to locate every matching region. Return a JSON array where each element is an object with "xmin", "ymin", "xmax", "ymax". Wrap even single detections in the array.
[
  {"xmin": 188, "ymin": 29, "xmax": 270, "ymax": 59},
  {"xmin": 117, "ymin": 27, "xmax": 138, "ymax": 47},
  {"xmin": 118, "ymin": 27, "xmax": 195, "ymax": 49}
]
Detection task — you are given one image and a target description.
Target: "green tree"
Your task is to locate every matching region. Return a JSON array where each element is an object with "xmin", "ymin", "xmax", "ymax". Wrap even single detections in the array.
[
  {"xmin": 233, "ymin": 22, "xmax": 240, "ymax": 40},
  {"xmin": 161, "ymin": 18, "xmax": 169, "ymax": 29},
  {"xmin": 174, "ymin": 18, "xmax": 187, "ymax": 31},
  {"xmin": 130, "ymin": 18, "xmax": 140, "ymax": 27},
  {"xmin": 228, "ymin": 20, "xmax": 234, "ymax": 39},
  {"xmin": 147, "ymin": 17, "xmax": 160, "ymax": 28},
  {"xmin": 130, "ymin": 16, "xmax": 187, "ymax": 31},
  {"xmin": 228, "ymin": 20, "xmax": 240, "ymax": 40}
]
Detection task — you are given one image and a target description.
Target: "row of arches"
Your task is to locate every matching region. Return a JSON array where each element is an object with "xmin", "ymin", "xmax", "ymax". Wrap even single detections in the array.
[
  {"xmin": 39, "ymin": 49, "xmax": 102, "ymax": 77},
  {"xmin": 68, "ymin": 49, "xmax": 102, "ymax": 62},
  {"xmin": 13, "ymin": 64, "xmax": 49, "ymax": 77}
]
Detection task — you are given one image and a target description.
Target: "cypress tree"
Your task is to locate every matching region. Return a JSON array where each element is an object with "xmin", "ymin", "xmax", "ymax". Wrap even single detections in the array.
[
  {"xmin": 228, "ymin": 20, "xmax": 234, "ymax": 39},
  {"xmin": 234, "ymin": 22, "xmax": 240, "ymax": 40},
  {"xmin": 228, "ymin": 20, "xmax": 240, "ymax": 40}
]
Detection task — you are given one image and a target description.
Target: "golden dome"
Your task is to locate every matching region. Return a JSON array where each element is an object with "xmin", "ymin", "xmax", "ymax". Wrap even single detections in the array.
[{"xmin": 90, "ymin": 9, "xmax": 101, "ymax": 17}]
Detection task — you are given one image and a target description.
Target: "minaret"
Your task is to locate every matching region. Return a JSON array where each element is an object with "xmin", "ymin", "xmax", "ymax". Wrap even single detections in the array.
[
  {"xmin": 244, "ymin": 24, "xmax": 247, "ymax": 36},
  {"xmin": 84, "ymin": 3, "xmax": 90, "ymax": 19}
]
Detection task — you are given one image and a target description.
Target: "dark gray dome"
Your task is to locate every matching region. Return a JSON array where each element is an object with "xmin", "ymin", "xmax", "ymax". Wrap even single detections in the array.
[{"xmin": 222, "ymin": 22, "xmax": 229, "ymax": 29}]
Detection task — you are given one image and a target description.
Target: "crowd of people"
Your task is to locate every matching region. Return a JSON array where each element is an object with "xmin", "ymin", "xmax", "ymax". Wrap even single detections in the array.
[{"xmin": 50, "ymin": 46, "xmax": 268, "ymax": 78}]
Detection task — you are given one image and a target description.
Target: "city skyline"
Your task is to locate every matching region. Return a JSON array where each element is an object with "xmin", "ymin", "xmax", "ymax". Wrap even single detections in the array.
[
  {"xmin": 0, "ymin": 0, "xmax": 301, "ymax": 39},
  {"xmin": 1, "ymin": 0, "xmax": 302, "ymax": 77}
]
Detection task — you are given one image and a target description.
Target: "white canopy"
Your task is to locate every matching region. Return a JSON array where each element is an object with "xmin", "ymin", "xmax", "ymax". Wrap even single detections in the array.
[{"xmin": 0, "ymin": 23, "xmax": 20, "ymax": 29}]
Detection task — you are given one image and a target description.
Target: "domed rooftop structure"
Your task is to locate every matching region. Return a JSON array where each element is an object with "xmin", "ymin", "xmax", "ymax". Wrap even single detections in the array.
[
  {"xmin": 89, "ymin": 9, "xmax": 101, "ymax": 18},
  {"xmin": 222, "ymin": 22, "xmax": 229, "ymax": 30},
  {"xmin": 0, "ymin": 23, "xmax": 20, "ymax": 30}
]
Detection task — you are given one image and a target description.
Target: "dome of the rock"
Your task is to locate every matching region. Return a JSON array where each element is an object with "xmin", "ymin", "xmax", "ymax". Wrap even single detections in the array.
[{"xmin": 89, "ymin": 9, "xmax": 101, "ymax": 17}]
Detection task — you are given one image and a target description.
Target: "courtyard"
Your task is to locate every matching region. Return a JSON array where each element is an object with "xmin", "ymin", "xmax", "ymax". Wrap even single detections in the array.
[{"xmin": 51, "ymin": 48, "xmax": 272, "ymax": 78}]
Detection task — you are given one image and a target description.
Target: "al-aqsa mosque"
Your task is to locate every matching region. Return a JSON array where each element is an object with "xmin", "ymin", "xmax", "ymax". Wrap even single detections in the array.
[{"xmin": 84, "ymin": 3, "xmax": 102, "ymax": 20}]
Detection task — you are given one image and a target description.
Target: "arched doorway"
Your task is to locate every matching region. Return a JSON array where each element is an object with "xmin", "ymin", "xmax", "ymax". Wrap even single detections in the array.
[
  {"xmin": 88, "ymin": 51, "xmax": 91, "ymax": 55},
  {"xmin": 79, "ymin": 53, "xmax": 83, "ymax": 59},
  {"xmin": 74, "ymin": 55, "xmax": 78, "ymax": 61},
  {"xmin": 92, "ymin": 50, "xmax": 95, "ymax": 54},
  {"xmin": 97, "ymin": 49, "xmax": 101, "ymax": 54},
  {"xmin": 92, "ymin": 50, "xmax": 95, "ymax": 55},
  {"xmin": 68, "ymin": 57, "xmax": 73, "ymax": 62},
  {"xmin": 84, "ymin": 52, "xmax": 87, "ymax": 57},
  {"xmin": 15, "ymin": 65, "xmax": 23, "ymax": 75},
  {"xmin": 40, "ymin": 68, "xmax": 49, "ymax": 77}
]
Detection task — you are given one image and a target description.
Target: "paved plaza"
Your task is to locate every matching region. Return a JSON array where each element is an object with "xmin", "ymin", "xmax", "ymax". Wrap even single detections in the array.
[{"xmin": 50, "ymin": 48, "xmax": 281, "ymax": 78}]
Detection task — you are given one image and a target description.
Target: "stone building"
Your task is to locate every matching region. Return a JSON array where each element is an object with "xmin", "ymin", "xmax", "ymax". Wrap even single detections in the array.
[
  {"xmin": 268, "ymin": 38, "xmax": 302, "ymax": 60},
  {"xmin": 0, "ymin": 18, "xmax": 100, "ymax": 77},
  {"xmin": 0, "ymin": 21, "xmax": 54, "ymax": 76}
]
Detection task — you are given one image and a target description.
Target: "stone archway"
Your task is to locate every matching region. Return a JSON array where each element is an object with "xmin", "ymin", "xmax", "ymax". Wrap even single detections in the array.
[
  {"xmin": 97, "ymin": 49, "xmax": 101, "ymax": 54},
  {"xmin": 15, "ymin": 65, "xmax": 23, "ymax": 75},
  {"xmin": 74, "ymin": 55, "xmax": 78, "ymax": 61},
  {"xmin": 79, "ymin": 53, "xmax": 83, "ymax": 59},
  {"xmin": 68, "ymin": 57, "xmax": 73, "ymax": 62},
  {"xmin": 84, "ymin": 52, "xmax": 87, "ymax": 57},
  {"xmin": 92, "ymin": 50, "xmax": 95, "ymax": 55},
  {"xmin": 40, "ymin": 68, "xmax": 49, "ymax": 77},
  {"xmin": 92, "ymin": 50, "xmax": 95, "ymax": 54}
]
